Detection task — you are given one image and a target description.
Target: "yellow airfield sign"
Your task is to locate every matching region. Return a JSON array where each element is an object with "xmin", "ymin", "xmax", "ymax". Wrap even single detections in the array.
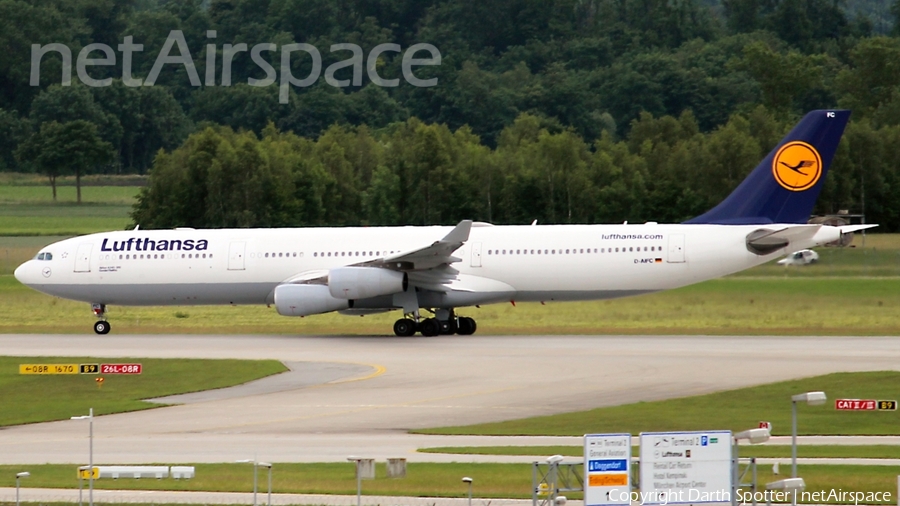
[
  {"xmin": 19, "ymin": 364, "xmax": 78, "ymax": 375},
  {"xmin": 78, "ymin": 467, "xmax": 99, "ymax": 479},
  {"xmin": 19, "ymin": 363, "xmax": 102, "ymax": 375}
]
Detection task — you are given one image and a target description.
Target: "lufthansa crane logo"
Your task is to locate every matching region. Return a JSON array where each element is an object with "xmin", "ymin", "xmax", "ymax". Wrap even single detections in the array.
[{"xmin": 772, "ymin": 141, "xmax": 822, "ymax": 192}]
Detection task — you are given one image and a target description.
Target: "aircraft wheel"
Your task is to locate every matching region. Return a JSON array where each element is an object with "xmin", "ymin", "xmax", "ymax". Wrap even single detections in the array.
[
  {"xmin": 393, "ymin": 319, "xmax": 417, "ymax": 337},
  {"xmin": 93, "ymin": 320, "xmax": 111, "ymax": 335},
  {"xmin": 457, "ymin": 317, "xmax": 476, "ymax": 335},
  {"xmin": 419, "ymin": 318, "xmax": 441, "ymax": 337},
  {"xmin": 439, "ymin": 319, "xmax": 456, "ymax": 334}
]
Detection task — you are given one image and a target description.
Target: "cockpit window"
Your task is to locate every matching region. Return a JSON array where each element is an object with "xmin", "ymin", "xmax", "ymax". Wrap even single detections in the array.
[
  {"xmin": 36, "ymin": 253, "xmax": 45, "ymax": 260},
  {"xmin": 35, "ymin": 252, "xmax": 52, "ymax": 261}
]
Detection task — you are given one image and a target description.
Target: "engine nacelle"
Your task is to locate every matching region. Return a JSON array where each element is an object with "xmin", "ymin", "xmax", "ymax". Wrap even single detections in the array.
[
  {"xmin": 328, "ymin": 267, "xmax": 407, "ymax": 300},
  {"xmin": 274, "ymin": 284, "xmax": 349, "ymax": 317}
]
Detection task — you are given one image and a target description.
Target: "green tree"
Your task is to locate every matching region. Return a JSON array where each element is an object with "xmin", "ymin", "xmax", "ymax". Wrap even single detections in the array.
[
  {"xmin": 836, "ymin": 37, "xmax": 900, "ymax": 117},
  {"xmin": 0, "ymin": 108, "xmax": 29, "ymax": 171},
  {"xmin": 16, "ymin": 120, "xmax": 114, "ymax": 202},
  {"xmin": 30, "ymin": 85, "xmax": 123, "ymax": 170},
  {"xmin": 734, "ymin": 42, "xmax": 827, "ymax": 114}
]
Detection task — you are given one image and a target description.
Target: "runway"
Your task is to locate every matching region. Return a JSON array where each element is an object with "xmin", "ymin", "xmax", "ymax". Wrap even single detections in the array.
[{"xmin": 0, "ymin": 334, "xmax": 898, "ymax": 464}]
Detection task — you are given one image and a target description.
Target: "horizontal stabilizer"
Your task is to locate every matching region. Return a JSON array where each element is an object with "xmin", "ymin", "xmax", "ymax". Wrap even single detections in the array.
[
  {"xmin": 838, "ymin": 224, "xmax": 878, "ymax": 234},
  {"xmin": 746, "ymin": 225, "xmax": 820, "ymax": 255}
]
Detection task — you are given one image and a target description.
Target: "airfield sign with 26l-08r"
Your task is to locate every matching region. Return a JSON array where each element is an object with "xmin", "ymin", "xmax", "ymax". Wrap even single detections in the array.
[
  {"xmin": 639, "ymin": 431, "xmax": 733, "ymax": 505},
  {"xmin": 584, "ymin": 433, "xmax": 632, "ymax": 506}
]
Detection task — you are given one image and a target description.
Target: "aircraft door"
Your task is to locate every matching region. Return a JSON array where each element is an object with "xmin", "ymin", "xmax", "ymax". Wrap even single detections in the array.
[
  {"xmin": 471, "ymin": 242, "xmax": 482, "ymax": 267},
  {"xmin": 228, "ymin": 242, "xmax": 246, "ymax": 270},
  {"xmin": 74, "ymin": 243, "xmax": 93, "ymax": 272},
  {"xmin": 667, "ymin": 234, "xmax": 685, "ymax": 263}
]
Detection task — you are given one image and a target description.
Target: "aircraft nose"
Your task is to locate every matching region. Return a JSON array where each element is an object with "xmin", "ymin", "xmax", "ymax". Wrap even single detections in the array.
[{"xmin": 14, "ymin": 261, "xmax": 37, "ymax": 286}]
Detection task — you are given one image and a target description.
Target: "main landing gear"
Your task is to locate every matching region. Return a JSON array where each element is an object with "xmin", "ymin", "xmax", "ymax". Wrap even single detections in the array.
[
  {"xmin": 92, "ymin": 303, "xmax": 111, "ymax": 335},
  {"xmin": 393, "ymin": 309, "xmax": 477, "ymax": 337}
]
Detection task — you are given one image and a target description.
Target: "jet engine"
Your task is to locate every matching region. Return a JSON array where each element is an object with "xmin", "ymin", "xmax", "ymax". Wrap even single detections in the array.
[
  {"xmin": 274, "ymin": 284, "xmax": 349, "ymax": 316},
  {"xmin": 327, "ymin": 267, "xmax": 407, "ymax": 299}
]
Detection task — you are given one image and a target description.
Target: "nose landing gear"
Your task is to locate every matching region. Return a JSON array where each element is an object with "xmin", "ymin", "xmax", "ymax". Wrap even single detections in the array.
[{"xmin": 92, "ymin": 303, "xmax": 111, "ymax": 335}]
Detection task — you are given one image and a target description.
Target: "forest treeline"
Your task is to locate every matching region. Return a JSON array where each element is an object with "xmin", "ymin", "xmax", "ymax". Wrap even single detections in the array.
[
  {"xmin": 131, "ymin": 108, "xmax": 900, "ymax": 231},
  {"xmin": 4, "ymin": 0, "xmax": 900, "ymax": 228}
]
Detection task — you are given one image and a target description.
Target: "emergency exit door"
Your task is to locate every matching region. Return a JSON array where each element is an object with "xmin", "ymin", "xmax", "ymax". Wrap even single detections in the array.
[
  {"xmin": 471, "ymin": 242, "xmax": 482, "ymax": 267},
  {"xmin": 228, "ymin": 242, "xmax": 246, "ymax": 270},
  {"xmin": 667, "ymin": 234, "xmax": 685, "ymax": 263},
  {"xmin": 74, "ymin": 243, "xmax": 93, "ymax": 272}
]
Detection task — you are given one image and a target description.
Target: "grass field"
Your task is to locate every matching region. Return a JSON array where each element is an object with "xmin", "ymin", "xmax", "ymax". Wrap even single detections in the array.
[
  {"xmin": 2, "ymin": 275, "xmax": 899, "ymax": 334},
  {"xmin": 419, "ymin": 445, "xmax": 900, "ymax": 459},
  {"xmin": 0, "ymin": 356, "xmax": 286, "ymax": 426},
  {"xmin": 0, "ymin": 463, "xmax": 895, "ymax": 503},
  {"xmin": 0, "ymin": 182, "xmax": 140, "ymax": 236},
  {"xmin": 417, "ymin": 371, "xmax": 900, "ymax": 436}
]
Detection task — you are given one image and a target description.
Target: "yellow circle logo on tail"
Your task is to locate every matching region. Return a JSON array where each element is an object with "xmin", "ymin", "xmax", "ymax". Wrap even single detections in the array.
[{"xmin": 772, "ymin": 141, "xmax": 822, "ymax": 192}]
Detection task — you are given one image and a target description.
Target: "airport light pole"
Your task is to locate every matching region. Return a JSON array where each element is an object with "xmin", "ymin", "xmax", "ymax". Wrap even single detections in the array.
[
  {"xmin": 348, "ymin": 456, "xmax": 362, "ymax": 506},
  {"xmin": 16, "ymin": 471, "xmax": 30, "ymax": 506},
  {"xmin": 790, "ymin": 392, "xmax": 826, "ymax": 505},
  {"xmin": 236, "ymin": 459, "xmax": 261, "ymax": 506},
  {"xmin": 546, "ymin": 454, "xmax": 564, "ymax": 504},
  {"xmin": 71, "ymin": 408, "xmax": 94, "ymax": 506},
  {"xmin": 732, "ymin": 428, "xmax": 770, "ymax": 506},
  {"xmin": 462, "ymin": 477, "xmax": 473, "ymax": 506},
  {"xmin": 259, "ymin": 462, "xmax": 272, "ymax": 506}
]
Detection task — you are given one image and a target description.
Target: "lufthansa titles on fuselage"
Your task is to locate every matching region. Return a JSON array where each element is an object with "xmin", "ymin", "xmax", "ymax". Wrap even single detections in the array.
[{"xmin": 100, "ymin": 238, "xmax": 209, "ymax": 252}]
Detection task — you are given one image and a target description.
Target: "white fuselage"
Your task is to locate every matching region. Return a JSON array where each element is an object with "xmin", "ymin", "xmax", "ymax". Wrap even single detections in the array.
[{"xmin": 14, "ymin": 223, "xmax": 832, "ymax": 310}]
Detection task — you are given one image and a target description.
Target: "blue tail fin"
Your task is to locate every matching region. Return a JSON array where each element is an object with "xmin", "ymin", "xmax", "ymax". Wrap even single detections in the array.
[{"xmin": 685, "ymin": 110, "xmax": 850, "ymax": 225}]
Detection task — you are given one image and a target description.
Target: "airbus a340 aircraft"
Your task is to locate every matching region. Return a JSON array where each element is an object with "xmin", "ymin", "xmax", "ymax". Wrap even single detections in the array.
[{"xmin": 15, "ymin": 110, "xmax": 874, "ymax": 336}]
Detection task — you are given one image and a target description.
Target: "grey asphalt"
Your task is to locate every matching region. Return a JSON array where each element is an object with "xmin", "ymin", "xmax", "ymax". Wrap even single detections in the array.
[
  {"xmin": 147, "ymin": 361, "xmax": 374, "ymax": 404},
  {"xmin": 0, "ymin": 334, "xmax": 898, "ymax": 465}
]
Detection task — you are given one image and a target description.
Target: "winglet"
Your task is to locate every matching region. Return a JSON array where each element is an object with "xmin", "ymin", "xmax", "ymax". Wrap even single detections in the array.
[{"xmin": 441, "ymin": 220, "xmax": 472, "ymax": 244}]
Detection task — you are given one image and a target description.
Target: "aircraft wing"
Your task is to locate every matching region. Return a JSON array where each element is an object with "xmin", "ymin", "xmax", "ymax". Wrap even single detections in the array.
[
  {"xmin": 279, "ymin": 220, "xmax": 473, "ymax": 288},
  {"xmin": 379, "ymin": 220, "xmax": 473, "ymax": 271}
]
